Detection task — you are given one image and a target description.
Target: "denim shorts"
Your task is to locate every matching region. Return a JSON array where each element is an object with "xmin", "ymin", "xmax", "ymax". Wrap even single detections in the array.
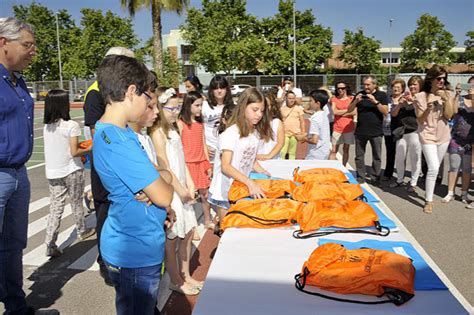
[{"xmin": 207, "ymin": 191, "xmax": 231, "ymax": 209}]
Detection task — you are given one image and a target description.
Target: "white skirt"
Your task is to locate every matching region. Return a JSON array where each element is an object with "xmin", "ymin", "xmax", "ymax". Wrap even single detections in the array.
[{"xmin": 166, "ymin": 192, "xmax": 198, "ymax": 239}]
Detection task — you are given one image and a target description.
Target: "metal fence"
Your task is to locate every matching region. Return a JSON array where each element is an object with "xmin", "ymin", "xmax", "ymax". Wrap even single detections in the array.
[{"xmin": 27, "ymin": 73, "xmax": 473, "ymax": 101}]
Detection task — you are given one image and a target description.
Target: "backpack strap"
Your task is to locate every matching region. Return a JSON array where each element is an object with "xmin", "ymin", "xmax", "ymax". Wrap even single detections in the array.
[
  {"xmin": 293, "ymin": 221, "xmax": 390, "ymax": 239},
  {"xmin": 225, "ymin": 210, "xmax": 292, "ymax": 226},
  {"xmin": 294, "ymin": 267, "xmax": 399, "ymax": 305}
]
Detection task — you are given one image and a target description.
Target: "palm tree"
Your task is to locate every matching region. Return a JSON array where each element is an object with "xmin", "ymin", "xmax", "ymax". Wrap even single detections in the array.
[{"xmin": 121, "ymin": 0, "xmax": 189, "ymax": 77}]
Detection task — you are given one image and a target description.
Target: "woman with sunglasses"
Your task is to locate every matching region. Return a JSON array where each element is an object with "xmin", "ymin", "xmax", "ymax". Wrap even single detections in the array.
[
  {"xmin": 414, "ymin": 65, "xmax": 457, "ymax": 214},
  {"xmin": 330, "ymin": 81, "xmax": 355, "ymax": 166}
]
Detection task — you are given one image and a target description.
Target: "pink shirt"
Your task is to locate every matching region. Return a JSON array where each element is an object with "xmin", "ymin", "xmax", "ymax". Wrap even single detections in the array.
[
  {"xmin": 413, "ymin": 91, "xmax": 453, "ymax": 145},
  {"xmin": 280, "ymin": 105, "xmax": 304, "ymax": 136},
  {"xmin": 332, "ymin": 96, "xmax": 355, "ymax": 133}
]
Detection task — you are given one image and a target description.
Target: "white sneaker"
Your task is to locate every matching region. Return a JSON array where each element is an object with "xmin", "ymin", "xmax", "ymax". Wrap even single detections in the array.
[{"xmin": 441, "ymin": 194, "xmax": 454, "ymax": 203}]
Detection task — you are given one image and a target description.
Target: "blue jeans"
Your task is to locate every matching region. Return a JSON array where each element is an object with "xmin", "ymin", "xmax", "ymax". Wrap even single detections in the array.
[
  {"xmin": 104, "ymin": 261, "xmax": 162, "ymax": 315},
  {"xmin": 0, "ymin": 166, "xmax": 30, "ymax": 314}
]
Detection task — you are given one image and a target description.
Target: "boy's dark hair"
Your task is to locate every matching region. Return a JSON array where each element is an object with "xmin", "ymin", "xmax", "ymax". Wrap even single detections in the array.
[
  {"xmin": 44, "ymin": 89, "xmax": 71, "ymax": 124},
  {"xmin": 308, "ymin": 89, "xmax": 329, "ymax": 109},
  {"xmin": 97, "ymin": 55, "xmax": 150, "ymax": 105},
  {"xmin": 208, "ymin": 75, "xmax": 234, "ymax": 109},
  {"xmin": 180, "ymin": 91, "xmax": 203, "ymax": 125}
]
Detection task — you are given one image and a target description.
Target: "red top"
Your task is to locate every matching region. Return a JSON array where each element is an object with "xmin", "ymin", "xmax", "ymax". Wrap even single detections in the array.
[
  {"xmin": 332, "ymin": 96, "xmax": 355, "ymax": 133},
  {"xmin": 180, "ymin": 120, "xmax": 208, "ymax": 163}
]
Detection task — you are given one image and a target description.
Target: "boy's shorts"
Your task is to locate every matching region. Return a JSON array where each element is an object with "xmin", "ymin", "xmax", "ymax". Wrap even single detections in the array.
[
  {"xmin": 207, "ymin": 191, "xmax": 231, "ymax": 210},
  {"xmin": 332, "ymin": 131, "xmax": 355, "ymax": 145}
]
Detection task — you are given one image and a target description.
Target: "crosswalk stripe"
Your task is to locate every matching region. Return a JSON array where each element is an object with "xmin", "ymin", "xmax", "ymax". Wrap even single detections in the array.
[
  {"xmin": 29, "ymin": 197, "xmax": 50, "ymax": 214},
  {"xmin": 23, "ymin": 214, "xmax": 96, "ymax": 267},
  {"xmin": 28, "ymin": 204, "xmax": 72, "ymax": 238}
]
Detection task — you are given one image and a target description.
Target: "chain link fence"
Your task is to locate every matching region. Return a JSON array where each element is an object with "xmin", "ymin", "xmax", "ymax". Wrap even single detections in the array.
[{"xmin": 27, "ymin": 73, "xmax": 473, "ymax": 101}]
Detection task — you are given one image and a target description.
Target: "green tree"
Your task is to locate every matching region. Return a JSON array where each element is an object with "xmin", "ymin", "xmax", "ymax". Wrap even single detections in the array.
[
  {"xmin": 338, "ymin": 28, "xmax": 381, "ymax": 74},
  {"xmin": 120, "ymin": 0, "xmax": 189, "ymax": 77},
  {"xmin": 70, "ymin": 8, "xmax": 140, "ymax": 78},
  {"xmin": 259, "ymin": 0, "xmax": 333, "ymax": 74},
  {"xmin": 13, "ymin": 3, "xmax": 81, "ymax": 81},
  {"xmin": 181, "ymin": 0, "xmax": 263, "ymax": 74},
  {"xmin": 460, "ymin": 31, "xmax": 474, "ymax": 63},
  {"xmin": 399, "ymin": 14, "xmax": 456, "ymax": 71}
]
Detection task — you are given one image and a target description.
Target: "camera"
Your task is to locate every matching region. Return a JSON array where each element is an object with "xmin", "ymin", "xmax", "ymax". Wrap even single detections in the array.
[{"xmin": 361, "ymin": 94, "xmax": 369, "ymax": 99}]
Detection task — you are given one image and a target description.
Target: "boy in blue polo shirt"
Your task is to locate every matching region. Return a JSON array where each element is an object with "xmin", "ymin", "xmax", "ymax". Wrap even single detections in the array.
[{"xmin": 92, "ymin": 55, "xmax": 173, "ymax": 314}]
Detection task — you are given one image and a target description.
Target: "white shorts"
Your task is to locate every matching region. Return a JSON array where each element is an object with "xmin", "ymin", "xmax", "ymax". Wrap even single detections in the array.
[{"xmin": 332, "ymin": 131, "xmax": 355, "ymax": 145}]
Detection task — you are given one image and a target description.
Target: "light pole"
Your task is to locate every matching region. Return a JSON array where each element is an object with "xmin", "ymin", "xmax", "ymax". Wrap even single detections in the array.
[
  {"xmin": 389, "ymin": 18, "xmax": 394, "ymax": 75},
  {"xmin": 293, "ymin": 0, "xmax": 297, "ymax": 86},
  {"xmin": 55, "ymin": 12, "xmax": 63, "ymax": 89}
]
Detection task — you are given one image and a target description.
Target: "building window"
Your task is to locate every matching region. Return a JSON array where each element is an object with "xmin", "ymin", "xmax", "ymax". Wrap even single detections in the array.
[
  {"xmin": 183, "ymin": 65, "xmax": 195, "ymax": 77},
  {"xmin": 181, "ymin": 45, "xmax": 193, "ymax": 62},
  {"xmin": 382, "ymin": 58, "xmax": 388, "ymax": 64}
]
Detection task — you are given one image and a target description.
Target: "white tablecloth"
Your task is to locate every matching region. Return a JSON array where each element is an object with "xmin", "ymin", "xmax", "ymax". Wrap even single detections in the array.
[{"xmin": 193, "ymin": 160, "xmax": 468, "ymax": 315}]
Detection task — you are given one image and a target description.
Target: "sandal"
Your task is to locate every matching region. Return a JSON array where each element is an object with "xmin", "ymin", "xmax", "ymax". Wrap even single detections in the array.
[
  {"xmin": 169, "ymin": 283, "xmax": 200, "ymax": 296},
  {"xmin": 423, "ymin": 202, "xmax": 433, "ymax": 214}
]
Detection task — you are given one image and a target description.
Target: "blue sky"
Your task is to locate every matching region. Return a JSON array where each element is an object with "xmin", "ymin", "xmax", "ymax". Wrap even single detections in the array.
[{"xmin": 2, "ymin": 0, "xmax": 473, "ymax": 47}]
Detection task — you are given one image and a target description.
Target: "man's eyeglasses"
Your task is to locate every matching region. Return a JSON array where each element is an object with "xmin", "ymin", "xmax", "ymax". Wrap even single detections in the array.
[
  {"xmin": 163, "ymin": 106, "xmax": 182, "ymax": 113},
  {"xmin": 435, "ymin": 76, "xmax": 447, "ymax": 82},
  {"xmin": 8, "ymin": 39, "xmax": 36, "ymax": 50}
]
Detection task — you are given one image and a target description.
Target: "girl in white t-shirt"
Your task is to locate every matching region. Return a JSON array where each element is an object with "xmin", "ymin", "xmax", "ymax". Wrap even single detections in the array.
[
  {"xmin": 148, "ymin": 88, "xmax": 201, "ymax": 296},
  {"xmin": 43, "ymin": 90, "xmax": 95, "ymax": 257},
  {"xmin": 208, "ymin": 87, "xmax": 272, "ymax": 220},
  {"xmin": 257, "ymin": 91, "xmax": 285, "ymax": 160},
  {"xmin": 202, "ymin": 75, "xmax": 234, "ymax": 162}
]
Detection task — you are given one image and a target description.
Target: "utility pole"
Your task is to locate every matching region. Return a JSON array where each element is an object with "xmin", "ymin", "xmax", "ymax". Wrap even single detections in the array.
[
  {"xmin": 293, "ymin": 0, "xmax": 297, "ymax": 86},
  {"xmin": 56, "ymin": 12, "xmax": 63, "ymax": 89},
  {"xmin": 389, "ymin": 18, "xmax": 394, "ymax": 75}
]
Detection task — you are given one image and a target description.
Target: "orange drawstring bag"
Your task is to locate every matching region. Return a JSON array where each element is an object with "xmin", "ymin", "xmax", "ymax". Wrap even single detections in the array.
[
  {"xmin": 291, "ymin": 182, "xmax": 365, "ymax": 202},
  {"xmin": 228, "ymin": 179, "xmax": 296, "ymax": 202},
  {"xmin": 293, "ymin": 167, "xmax": 348, "ymax": 184},
  {"xmin": 294, "ymin": 243, "xmax": 415, "ymax": 305},
  {"xmin": 293, "ymin": 199, "xmax": 390, "ymax": 238},
  {"xmin": 218, "ymin": 199, "xmax": 303, "ymax": 234}
]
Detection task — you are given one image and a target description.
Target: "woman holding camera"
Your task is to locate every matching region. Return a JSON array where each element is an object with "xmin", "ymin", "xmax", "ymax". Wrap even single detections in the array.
[
  {"xmin": 414, "ymin": 65, "xmax": 457, "ymax": 214},
  {"xmin": 389, "ymin": 76, "xmax": 423, "ymax": 191},
  {"xmin": 441, "ymin": 76, "xmax": 474, "ymax": 206}
]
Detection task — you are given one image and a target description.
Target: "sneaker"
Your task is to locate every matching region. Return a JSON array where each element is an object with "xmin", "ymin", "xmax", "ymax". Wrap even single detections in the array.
[
  {"xmin": 389, "ymin": 181, "xmax": 403, "ymax": 188},
  {"xmin": 79, "ymin": 228, "xmax": 96, "ymax": 240},
  {"xmin": 407, "ymin": 185, "xmax": 417, "ymax": 193},
  {"xmin": 461, "ymin": 197, "xmax": 471, "ymax": 204},
  {"xmin": 466, "ymin": 202, "xmax": 474, "ymax": 209},
  {"xmin": 356, "ymin": 177, "xmax": 366, "ymax": 184},
  {"xmin": 441, "ymin": 194, "xmax": 454, "ymax": 203},
  {"xmin": 46, "ymin": 246, "xmax": 62, "ymax": 258}
]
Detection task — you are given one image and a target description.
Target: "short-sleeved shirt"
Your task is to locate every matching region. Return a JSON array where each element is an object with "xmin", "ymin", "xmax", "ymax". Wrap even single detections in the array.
[
  {"xmin": 280, "ymin": 105, "xmax": 305, "ymax": 135},
  {"xmin": 44, "ymin": 119, "xmax": 83, "ymax": 179},
  {"xmin": 306, "ymin": 111, "xmax": 331, "ymax": 160},
  {"xmin": 258, "ymin": 118, "xmax": 281, "ymax": 157},
  {"xmin": 414, "ymin": 91, "xmax": 453, "ymax": 145},
  {"xmin": 332, "ymin": 96, "xmax": 355, "ymax": 133},
  {"xmin": 202, "ymin": 101, "xmax": 224, "ymax": 150},
  {"xmin": 0, "ymin": 65, "xmax": 34, "ymax": 167},
  {"xmin": 209, "ymin": 124, "xmax": 261, "ymax": 201},
  {"xmin": 354, "ymin": 90, "xmax": 389, "ymax": 137},
  {"xmin": 93, "ymin": 122, "xmax": 166, "ymax": 268}
]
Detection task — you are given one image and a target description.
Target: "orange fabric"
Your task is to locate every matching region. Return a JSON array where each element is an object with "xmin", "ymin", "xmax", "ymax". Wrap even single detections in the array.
[
  {"xmin": 300, "ymin": 243, "xmax": 415, "ymax": 297},
  {"xmin": 291, "ymin": 182, "xmax": 363, "ymax": 202},
  {"xmin": 228, "ymin": 179, "xmax": 296, "ymax": 202},
  {"xmin": 220, "ymin": 199, "xmax": 303, "ymax": 231},
  {"xmin": 293, "ymin": 167, "xmax": 347, "ymax": 184},
  {"xmin": 296, "ymin": 200, "xmax": 378, "ymax": 232}
]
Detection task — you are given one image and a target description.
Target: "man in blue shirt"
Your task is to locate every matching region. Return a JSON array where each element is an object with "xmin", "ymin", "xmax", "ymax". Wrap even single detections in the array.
[
  {"xmin": 94, "ymin": 55, "xmax": 173, "ymax": 314},
  {"xmin": 0, "ymin": 17, "xmax": 36, "ymax": 314}
]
